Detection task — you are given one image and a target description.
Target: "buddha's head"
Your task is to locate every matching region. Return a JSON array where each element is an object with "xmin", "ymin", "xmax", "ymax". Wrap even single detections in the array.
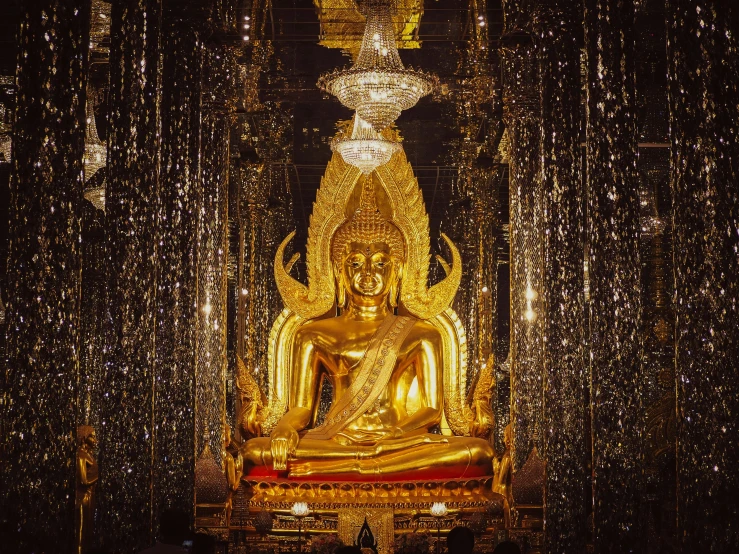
[
  {"xmin": 77, "ymin": 425, "xmax": 97, "ymax": 451},
  {"xmin": 331, "ymin": 179, "xmax": 405, "ymax": 309}
]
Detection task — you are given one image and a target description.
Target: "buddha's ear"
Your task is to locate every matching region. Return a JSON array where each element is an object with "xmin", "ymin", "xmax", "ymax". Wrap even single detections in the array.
[
  {"xmin": 389, "ymin": 260, "xmax": 403, "ymax": 309},
  {"xmin": 333, "ymin": 261, "xmax": 347, "ymax": 309}
]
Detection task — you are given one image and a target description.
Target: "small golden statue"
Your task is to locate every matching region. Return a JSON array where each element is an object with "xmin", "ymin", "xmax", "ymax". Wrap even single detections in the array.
[
  {"xmin": 76, "ymin": 425, "xmax": 98, "ymax": 554},
  {"xmin": 493, "ymin": 424, "xmax": 513, "ymax": 506},
  {"xmin": 223, "ymin": 424, "xmax": 243, "ymax": 527},
  {"xmin": 241, "ymin": 151, "xmax": 494, "ymax": 479}
]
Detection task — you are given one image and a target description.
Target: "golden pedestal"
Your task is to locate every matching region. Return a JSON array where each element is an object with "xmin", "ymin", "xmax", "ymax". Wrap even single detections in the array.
[
  {"xmin": 229, "ymin": 476, "xmax": 508, "ymax": 544},
  {"xmin": 243, "ymin": 476, "xmax": 503, "ymax": 512}
]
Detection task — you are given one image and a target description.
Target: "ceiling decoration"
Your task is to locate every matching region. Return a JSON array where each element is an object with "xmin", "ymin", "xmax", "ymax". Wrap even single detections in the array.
[
  {"xmin": 313, "ymin": 0, "xmax": 423, "ymax": 54},
  {"xmin": 317, "ymin": 0, "xmax": 437, "ymax": 132}
]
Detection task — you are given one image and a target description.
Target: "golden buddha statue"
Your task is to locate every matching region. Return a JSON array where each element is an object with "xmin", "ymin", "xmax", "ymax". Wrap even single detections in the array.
[
  {"xmin": 240, "ymin": 152, "xmax": 495, "ymax": 480},
  {"xmin": 223, "ymin": 424, "xmax": 243, "ymax": 527},
  {"xmin": 492, "ymin": 424, "xmax": 513, "ymax": 506},
  {"xmin": 76, "ymin": 425, "xmax": 98, "ymax": 554}
]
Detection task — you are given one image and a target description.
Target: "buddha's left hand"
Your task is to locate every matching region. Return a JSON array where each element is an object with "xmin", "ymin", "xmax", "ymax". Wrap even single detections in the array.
[
  {"xmin": 370, "ymin": 433, "xmax": 448, "ymax": 456},
  {"xmin": 338, "ymin": 426, "xmax": 403, "ymax": 445}
]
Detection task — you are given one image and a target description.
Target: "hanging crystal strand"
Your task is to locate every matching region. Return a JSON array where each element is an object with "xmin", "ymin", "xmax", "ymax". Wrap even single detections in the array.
[
  {"xmin": 195, "ymin": 44, "xmax": 237, "ymax": 468},
  {"xmin": 3, "ymin": 0, "xmax": 90, "ymax": 550},
  {"xmin": 153, "ymin": 6, "xmax": 204, "ymax": 520},
  {"xmin": 501, "ymin": 5, "xmax": 544, "ymax": 470},
  {"xmin": 667, "ymin": 1, "xmax": 739, "ymax": 550},
  {"xmin": 78, "ymin": 198, "xmax": 108, "ymax": 468},
  {"xmin": 633, "ymin": 2, "xmax": 675, "ymax": 549},
  {"xmin": 99, "ymin": 0, "xmax": 163, "ymax": 550},
  {"xmin": 585, "ymin": 0, "xmax": 644, "ymax": 550},
  {"xmin": 536, "ymin": 1, "xmax": 588, "ymax": 551},
  {"xmin": 238, "ymin": 163, "xmax": 267, "ymax": 384},
  {"xmin": 355, "ymin": 0, "xmax": 404, "ymax": 71}
]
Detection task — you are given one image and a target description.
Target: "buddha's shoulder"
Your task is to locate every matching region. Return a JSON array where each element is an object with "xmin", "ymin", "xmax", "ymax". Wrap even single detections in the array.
[
  {"xmin": 293, "ymin": 317, "xmax": 347, "ymax": 345},
  {"xmin": 405, "ymin": 318, "xmax": 442, "ymax": 342},
  {"xmin": 296, "ymin": 316, "xmax": 342, "ymax": 334}
]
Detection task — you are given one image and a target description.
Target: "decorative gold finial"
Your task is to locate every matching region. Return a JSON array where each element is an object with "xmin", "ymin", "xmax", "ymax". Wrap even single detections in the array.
[{"xmin": 359, "ymin": 174, "xmax": 376, "ymax": 210}]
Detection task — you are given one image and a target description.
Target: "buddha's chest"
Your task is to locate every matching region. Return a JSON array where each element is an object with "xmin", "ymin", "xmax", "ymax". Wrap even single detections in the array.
[{"xmin": 328, "ymin": 331, "xmax": 412, "ymax": 380}]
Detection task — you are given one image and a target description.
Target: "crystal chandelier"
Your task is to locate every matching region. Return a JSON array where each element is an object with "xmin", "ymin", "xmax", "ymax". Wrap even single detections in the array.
[
  {"xmin": 84, "ymin": 182, "xmax": 106, "ymax": 212},
  {"xmin": 83, "ymin": 89, "xmax": 107, "ymax": 211},
  {"xmin": 332, "ymin": 114, "xmax": 401, "ymax": 174},
  {"xmin": 83, "ymin": 97, "xmax": 107, "ymax": 182},
  {"xmin": 318, "ymin": 0, "xmax": 436, "ymax": 131}
]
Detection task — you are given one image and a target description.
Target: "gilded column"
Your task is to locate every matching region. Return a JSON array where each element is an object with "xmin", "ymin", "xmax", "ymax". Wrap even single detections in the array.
[
  {"xmin": 196, "ymin": 44, "xmax": 236, "ymax": 464},
  {"xmin": 585, "ymin": 0, "xmax": 643, "ymax": 550},
  {"xmin": 501, "ymin": 1, "xmax": 544, "ymax": 469},
  {"xmin": 99, "ymin": 0, "xmax": 162, "ymax": 550},
  {"xmin": 536, "ymin": 1, "xmax": 587, "ymax": 551},
  {"xmin": 153, "ymin": 11, "xmax": 203, "ymax": 517},
  {"xmin": 1, "ymin": 1, "xmax": 89, "ymax": 550},
  {"xmin": 667, "ymin": 1, "xmax": 739, "ymax": 550}
]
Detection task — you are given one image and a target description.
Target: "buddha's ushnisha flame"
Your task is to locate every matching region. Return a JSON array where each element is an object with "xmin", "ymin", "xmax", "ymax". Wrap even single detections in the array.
[{"xmin": 331, "ymin": 177, "xmax": 405, "ymax": 263}]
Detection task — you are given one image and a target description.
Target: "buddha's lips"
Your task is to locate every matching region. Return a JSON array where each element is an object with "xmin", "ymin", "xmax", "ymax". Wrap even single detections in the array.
[{"xmin": 358, "ymin": 277, "xmax": 379, "ymax": 291}]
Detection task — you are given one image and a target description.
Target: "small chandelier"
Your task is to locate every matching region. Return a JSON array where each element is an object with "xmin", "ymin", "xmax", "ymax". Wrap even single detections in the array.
[
  {"xmin": 332, "ymin": 114, "xmax": 400, "ymax": 174},
  {"xmin": 318, "ymin": 0, "xmax": 436, "ymax": 131},
  {"xmin": 83, "ymin": 86, "xmax": 107, "ymax": 180},
  {"xmin": 83, "ymin": 89, "xmax": 107, "ymax": 211}
]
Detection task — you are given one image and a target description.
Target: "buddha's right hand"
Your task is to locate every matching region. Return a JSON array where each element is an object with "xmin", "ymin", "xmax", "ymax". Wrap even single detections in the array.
[{"xmin": 270, "ymin": 423, "xmax": 299, "ymax": 471}]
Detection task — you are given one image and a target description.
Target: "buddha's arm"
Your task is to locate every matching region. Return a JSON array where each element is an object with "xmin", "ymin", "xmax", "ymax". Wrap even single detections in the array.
[
  {"xmin": 77, "ymin": 454, "xmax": 97, "ymax": 486},
  {"xmin": 224, "ymin": 453, "xmax": 237, "ymax": 490},
  {"xmin": 270, "ymin": 331, "xmax": 326, "ymax": 469},
  {"xmin": 394, "ymin": 336, "xmax": 443, "ymax": 435}
]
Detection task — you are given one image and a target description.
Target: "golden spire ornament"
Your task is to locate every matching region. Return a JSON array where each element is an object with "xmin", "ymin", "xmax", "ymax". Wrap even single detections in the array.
[{"xmin": 317, "ymin": 0, "xmax": 436, "ymax": 131}]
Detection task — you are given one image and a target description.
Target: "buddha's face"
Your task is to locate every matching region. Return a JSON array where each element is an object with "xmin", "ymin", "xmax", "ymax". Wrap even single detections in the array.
[
  {"xmin": 340, "ymin": 241, "xmax": 399, "ymax": 304},
  {"xmin": 85, "ymin": 432, "xmax": 98, "ymax": 451}
]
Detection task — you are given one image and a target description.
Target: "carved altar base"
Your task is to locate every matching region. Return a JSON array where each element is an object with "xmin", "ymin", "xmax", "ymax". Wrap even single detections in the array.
[
  {"xmin": 241, "ymin": 476, "xmax": 505, "ymax": 513},
  {"xmin": 194, "ymin": 478, "xmax": 513, "ymax": 553},
  {"xmin": 225, "ymin": 477, "xmax": 508, "ymax": 546}
]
